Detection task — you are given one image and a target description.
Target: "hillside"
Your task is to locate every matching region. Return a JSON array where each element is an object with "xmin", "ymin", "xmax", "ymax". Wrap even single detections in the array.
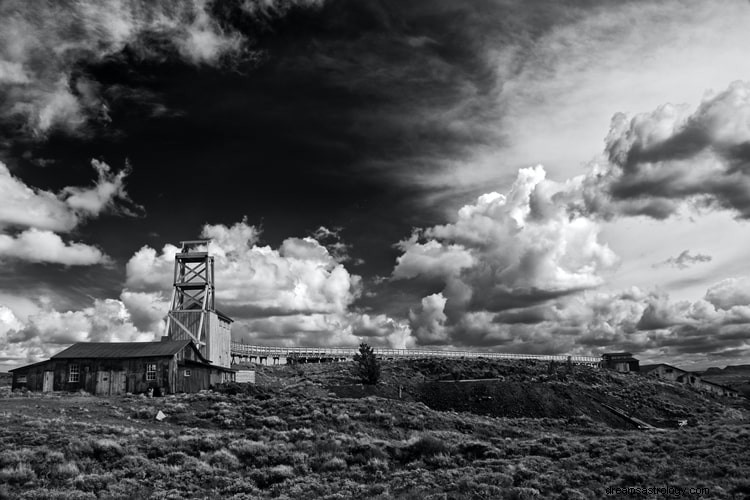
[
  {"xmin": 250, "ymin": 358, "xmax": 747, "ymax": 427},
  {"xmin": 700, "ymin": 365, "xmax": 750, "ymax": 399},
  {"xmin": 1, "ymin": 358, "xmax": 748, "ymax": 499}
]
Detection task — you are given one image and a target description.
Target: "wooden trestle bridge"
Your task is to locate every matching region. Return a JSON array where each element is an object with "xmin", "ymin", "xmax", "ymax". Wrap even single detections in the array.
[{"xmin": 230, "ymin": 342, "xmax": 601, "ymax": 366}]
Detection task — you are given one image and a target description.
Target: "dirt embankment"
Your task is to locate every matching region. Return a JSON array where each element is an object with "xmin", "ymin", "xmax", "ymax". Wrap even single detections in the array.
[{"xmin": 267, "ymin": 358, "xmax": 745, "ymax": 428}]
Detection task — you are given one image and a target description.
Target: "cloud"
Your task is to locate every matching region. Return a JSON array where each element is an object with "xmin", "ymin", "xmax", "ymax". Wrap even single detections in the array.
[
  {"xmin": 704, "ymin": 277, "xmax": 750, "ymax": 310},
  {"xmin": 0, "ymin": 158, "xmax": 140, "ymax": 264},
  {"xmin": 0, "ymin": 0, "xmax": 251, "ymax": 136},
  {"xmin": 0, "ymin": 159, "xmax": 141, "ymax": 232},
  {"xmin": 581, "ymin": 81, "xmax": 750, "ymax": 219},
  {"xmin": 0, "ymin": 229, "xmax": 109, "ymax": 265},
  {"xmin": 119, "ymin": 290, "xmax": 170, "ymax": 334},
  {"xmin": 127, "ymin": 220, "xmax": 361, "ymax": 315},
  {"xmin": 653, "ymin": 250, "xmax": 712, "ymax": 270},
  {"xmin": 310, "ymin": 226, "xmax": 352, "ymax": 263},
  {"xmin": 0, "ymin": 295, "xmax": 160, "ymax": 367},
  {"xmin": 124, "ymin": 219, "xmax": 409, "ymax": 349},
  {"xmin": 408, "ymin": 293, "xmax": 449, "ymax": 344},
  {"xmin": 398, "ymin": 281, "xmax": 750, "ymax": 366},
  {"xmin": 394, "ymin": 165, "xmax": 617, "ymax": 345},
  {"xmin": 0, "ymin": 162, "xmax": 78, "ymax": 232}
]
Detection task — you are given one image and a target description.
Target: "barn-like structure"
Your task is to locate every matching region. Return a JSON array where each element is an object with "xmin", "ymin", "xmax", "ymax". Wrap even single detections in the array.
[
  {"xmin": 11, "ymin": 239, "xmax": 236, "ymax": 395},
  {"xmin": 10, "ymin": 340, "xmax": 233, "ymax": 395}
]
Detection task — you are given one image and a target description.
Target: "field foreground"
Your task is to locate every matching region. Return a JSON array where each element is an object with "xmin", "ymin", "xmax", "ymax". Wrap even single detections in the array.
[{"xmin": 1, "ymin": 359, "xmax": 749, "ymax": 499}]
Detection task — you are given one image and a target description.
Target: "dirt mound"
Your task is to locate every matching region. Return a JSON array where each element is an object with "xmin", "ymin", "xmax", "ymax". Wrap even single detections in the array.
[{"xmin": 253, "ymin": 358, "xmax": 745, "ymax": 428}]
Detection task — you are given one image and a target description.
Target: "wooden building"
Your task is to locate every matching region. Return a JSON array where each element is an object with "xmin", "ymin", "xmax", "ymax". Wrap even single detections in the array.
[
  {"xmin": 640, "ymin": 363, "xmax": 739, "ymax": 398},
  {"xmin": 601, "ymin": 352, "xmax": 640, "ymax": 372},
  {"xmin": 10, "ymin": 340, "xmax": 235, "ymax": 395}
]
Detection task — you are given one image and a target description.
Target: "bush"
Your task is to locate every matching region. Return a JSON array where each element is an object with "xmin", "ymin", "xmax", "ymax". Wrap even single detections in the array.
[
  {"xmin": 0, "ymin": 463, "xmax": 35, "ymax": 484},
  {"xmin": 400, "ymin": 435, "xmax": 449, "ymax": 463},
  {"xmin": 353, "ymin": 343, "xmax": 380, "ymax": 385}
]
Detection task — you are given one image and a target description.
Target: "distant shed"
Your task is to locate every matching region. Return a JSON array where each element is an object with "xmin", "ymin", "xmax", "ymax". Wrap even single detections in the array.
[
  {"xmin": 640, "ymin": 363, "xmax": 739, "ymax": 398},
  {"xmin": 601, "ymin": 352, "xmax": 640, "ymax": 372},
  {"xmin": 10, "ymin": 340, "xmax": 235, "ymax": 395}
]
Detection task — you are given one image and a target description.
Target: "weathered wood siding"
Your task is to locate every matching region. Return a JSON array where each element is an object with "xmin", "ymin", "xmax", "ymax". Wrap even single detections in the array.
[
  {"xmin": 206, "ymin": 312, "xmax": 232, "ymax": 368},
  {"xmin": 12, "ymin": 356, "xmax": 176, "ymax": 394},
  {"xmin": 11, "ymin": 341, "xmax": 235, "ymax": 394}
]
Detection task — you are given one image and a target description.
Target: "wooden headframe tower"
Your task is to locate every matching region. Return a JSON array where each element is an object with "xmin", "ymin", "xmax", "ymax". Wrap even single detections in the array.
[{"xmin": 165, "ymin": 240, "xmax": 232, "ymax": 368}]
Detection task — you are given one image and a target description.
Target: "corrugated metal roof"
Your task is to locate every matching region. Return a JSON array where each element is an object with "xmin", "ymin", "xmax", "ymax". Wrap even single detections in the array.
[
  {"xmin": 52, "ymin": 340, "xmax": 192, "ymax": 359},
  {"xmin": 9, "ymin": 359, "xmax": 49, "ymax": 372}
]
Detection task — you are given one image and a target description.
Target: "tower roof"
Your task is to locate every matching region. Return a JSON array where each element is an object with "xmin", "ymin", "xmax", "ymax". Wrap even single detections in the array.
[{"xmin": 179, "ymin": 239, "xmax": 210, "ymax": 252}]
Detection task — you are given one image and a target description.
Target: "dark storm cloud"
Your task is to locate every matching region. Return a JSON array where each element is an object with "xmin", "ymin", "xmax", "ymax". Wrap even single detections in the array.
[
  {"xmin": 653, "ymin": 250, "xmax": 712, "ymax": 270},
  {"xmin": 581, "ymin": 81, "xmax": 750, "ymax": 220}
]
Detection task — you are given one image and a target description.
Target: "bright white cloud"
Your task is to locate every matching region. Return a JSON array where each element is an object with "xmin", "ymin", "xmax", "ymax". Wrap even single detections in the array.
[
  {"xmin": 124, "ymin": 219, "xmax": 412, "ymax": 349},
  {"xmin": 0, "ymin": 158, "xmax": 140, "ymax": 264},
  {"xmin": 704, "ymin": 277, "xmax": 750, "ymax": 311},
  {"xmin": 0, "ymin": 162, "xmax": 78, "ymax": 232},
  {"xmin": 0, "ymin": 229, "xmax": 109, "ymax": 265},
  {"xmin": 396, "ymin": 165, "xmax": 618, "ymax": 346},
  {"xmin": 125, "ymin": 243, "xmax": 181, "ymax": 292},
  {"xmin": 0, "ymin": 159, "xmax": 140, "ymax": 232},
  {"xmin": 127, "ymin": 220, "xmax": 361, "ymax": 317},
  {"xmin": 0, "ymin": 295, "xmax": 162, "ymax": 367}
]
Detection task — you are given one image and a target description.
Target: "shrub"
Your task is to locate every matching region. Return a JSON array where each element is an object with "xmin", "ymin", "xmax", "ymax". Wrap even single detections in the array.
[
  {"xmin": 51, "ymin": 461, "xmax": 80, "ymax": 479},
  {"xmin": 252, "ymin": 465, "xmax": 295, "ymax": 488},
  {"xmin": 207, "ymin": 449, "xmax": 240, "ymax": 470},
  {"xmin": 0, "ymin": 462, "xmax": 36, "ymax": 484},
  {"xmin": 353, "ymin": 343, "xmax": 380, "ymax": 385},
  {"xmin": 319, "ymin": 457, "xmax": 347, "ymax": 472},
  {"xmin": 400, "ymin": 435, "xmax": 450, "ymax": 463},
  {"xmin": 74, "ymin": 473, "xmax": 115, "ymax": 493},
  {"xmin": 90, "ymin": 439, "xmax": 124, "ymax": 461}
]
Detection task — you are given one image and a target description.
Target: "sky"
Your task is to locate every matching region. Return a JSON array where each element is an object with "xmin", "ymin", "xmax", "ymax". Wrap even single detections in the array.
[{"xmin": 2, "ymin": 0, "xmax": 750, "ymax": 371}]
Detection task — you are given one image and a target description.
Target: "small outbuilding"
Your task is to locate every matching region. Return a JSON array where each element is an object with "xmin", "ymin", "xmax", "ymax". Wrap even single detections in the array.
[
  {"xmin": 601, "ymin": 352, "xmax": 640, "ymax": 372},
  {"xmin": 640, "ymin": 363, "xmax": 739, "ymax": 398},
  {"xmin": 10, "ymin": 339, "xmax": 235, "ymax": 395}
]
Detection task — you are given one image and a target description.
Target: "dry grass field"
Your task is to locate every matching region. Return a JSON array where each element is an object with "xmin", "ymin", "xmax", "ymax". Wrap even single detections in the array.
[{"xmin": 1, "ymin": 360, "xmax": 749, "ymax": 499}]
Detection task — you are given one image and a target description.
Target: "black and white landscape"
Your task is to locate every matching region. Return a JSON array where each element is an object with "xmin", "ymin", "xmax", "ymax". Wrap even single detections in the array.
[
  {"xmin": 3, "ymin": 0, "xmax": 750, "ymax": 370},
  {"xmin": 1, "ymin": 2, "xmax": 750, "ymax": 497}
]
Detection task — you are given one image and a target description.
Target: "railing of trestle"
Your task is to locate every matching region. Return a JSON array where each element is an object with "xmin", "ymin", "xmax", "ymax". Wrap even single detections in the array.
[{"xmin": 230, "ymin": 343, "xmax": 601, "ymax": 365}]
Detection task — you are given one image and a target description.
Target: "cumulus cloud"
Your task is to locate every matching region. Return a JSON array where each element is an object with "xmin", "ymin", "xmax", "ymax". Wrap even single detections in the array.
[
  {"xmin": 127, "ymin": 220, "xmax": 361, "ymax": 316},
  {"xmin": 0, "ymin": 159, "xmax": 141, "ymax": 232},
  {"xmin": 408, "ymin": 293, "xmax": 449, "ymax": 344},
  {"xmin": 0, "ymin": 158, "xmax": 140, "ymax": 264},
  {"xmin": 124, "ymin": 218, "xmax": 409, "ymax": 348},
  {"xmin": 704, "ymin": 277, "xmax": 750, "ymax": 310},
  {"xmin": 0, "ymin": 162, "xmax": 78, "ymax": 232},
  {"xmin": 0, "ymin": 295, "xmax": 161, "ymax": 366},
  {"xmin": 405, "ymin": 282, "xmax": 750, "ymax": 365},
  {"xmin": 580, "ymin": 81, "xmax": 750, "ymax": 219},
  {"xmin": 653, "ymin": 250, "xmax": 712, "ymax": 270},
  {"xmin": 0, "ymin": 229, "xmax": 109, "ymax": 265},
  {"xmin": 394, "ymin": 165, "xmax": 617, "ymax": 345}
]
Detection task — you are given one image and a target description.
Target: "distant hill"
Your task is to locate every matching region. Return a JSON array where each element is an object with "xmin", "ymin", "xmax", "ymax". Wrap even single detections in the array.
[
  {"xmin": 0, "ymin": 372, "xmax": 11, "ymax": 386},
  {"xmin": 699, "ymin": 365, "xmax": 750, "ymax": 399}
]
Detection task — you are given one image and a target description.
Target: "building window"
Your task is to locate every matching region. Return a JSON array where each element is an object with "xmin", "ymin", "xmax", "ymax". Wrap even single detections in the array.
[
  {"xmin": 17, "ymin": 375, "xmax": 27, "ymax": 384},
  {"xmin": 69, "ymin": 364, "xmax": 80, "ymax": 382},
  {"xmin": 146, "ymin": 363, "xmax": 157, "ymax": 381},
  {"xmin": 184, "ymin": 369, "xmax": 191, "ymax": 377}
]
